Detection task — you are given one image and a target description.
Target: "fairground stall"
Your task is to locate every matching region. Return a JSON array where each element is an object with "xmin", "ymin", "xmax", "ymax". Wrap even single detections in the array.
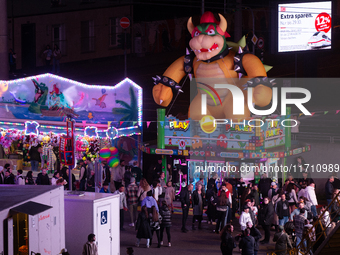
[
  {"xmin": 140, "ymin": 113, "xmax": 311, "ymax": 191},
  {"xmin": 0, "ymin": 74, "xmax": 142, "ymax": 174}
]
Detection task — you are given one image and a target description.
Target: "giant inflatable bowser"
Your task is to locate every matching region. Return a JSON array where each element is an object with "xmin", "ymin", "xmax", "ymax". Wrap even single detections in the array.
[{"xmin": 152, "ymin": 11, "xmax": 275, "ymax": 121}]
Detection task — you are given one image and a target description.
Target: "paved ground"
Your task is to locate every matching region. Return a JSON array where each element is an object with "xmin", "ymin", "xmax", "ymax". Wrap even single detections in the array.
[{"xmin": 119, "ymin": 202, "xmax": 278, "ymax": 255}]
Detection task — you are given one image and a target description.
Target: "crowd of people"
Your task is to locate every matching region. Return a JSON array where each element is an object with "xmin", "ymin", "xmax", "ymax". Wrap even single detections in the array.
[{"xmin": 2, "ymin": 155, "xmax": 340, "ymax": 254}]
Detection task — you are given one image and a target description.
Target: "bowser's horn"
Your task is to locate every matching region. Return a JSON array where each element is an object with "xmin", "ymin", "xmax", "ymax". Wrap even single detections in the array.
[
  {"xmin": 218, "ymin": 14, "xmax": 227, "ymax": 32},
  {"xmin": 187, "ymin": 17, "xmax": 195, "ymax": 34}
]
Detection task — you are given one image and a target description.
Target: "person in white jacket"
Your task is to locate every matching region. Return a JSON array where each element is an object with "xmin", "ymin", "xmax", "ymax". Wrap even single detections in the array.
[
  {"xmin": 239, "ymin": 206, "xmax": 252, "ymax": 231},
  {"xmin": 304, "ymin": 182, "xmax": 318, "ymax": 217},
  {"xmin": 16, "ymin": 170, "xmax": 25, "ymax": 185}
]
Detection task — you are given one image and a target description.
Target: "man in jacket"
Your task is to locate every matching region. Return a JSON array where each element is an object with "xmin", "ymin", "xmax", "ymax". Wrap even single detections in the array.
[
  {"xmin": 294, "ymin": 208, "xmax": 307, "ymax": 249},
  {"xmin": 276, "ymin": 194, "xmax": 290, "ymax": 226},
  {"xmin": 180, "ymin": 183, "xmax": 193, "ymax": 233},
  {"xmin": 273, "ymin": 226, "xmax": 292, "ymax": 255},
  {"xmin": 258, "ymin": 173, "xmax": 271, "ymax": 198},
  {"xmin": 36, "ymin": 169, "xmax": 50, "ymax": 185},
  {"xmin": 79, "ymin": 160, "xmax": 87, "ymax": 191},
  {"xmin": 304, "ymin": 182, "xmax": 318, "ymax": 217},
  {"xmin": 113, "ymin": 185, "xmax": 128, "ymax": 230},
  {"xmin": 114, "ymin": 160, "xmax": 125, "ymax": 190},
  {"xmin": 247, "ymin": 221, "xmax": 262, "ymax": 255},
  {"xmin": 325, "ymin": 175, "xmax": 334, "ymax": 206},
  {"xmin": 239, "ymin": 228, "xmax": 255, "ymax": 255},
  {"xmin": 259, "ymin": 197, "xmax": 274, "ymax": 244},
  {"xmin": 82, "ymin": 233, "xmax": 98, "ymax": 255}
]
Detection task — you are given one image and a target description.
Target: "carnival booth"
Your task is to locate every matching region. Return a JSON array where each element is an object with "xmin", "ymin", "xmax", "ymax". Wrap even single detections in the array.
[
  {"xmin": 0, "ymin": 74, "xmax": 142, "ymax": 174},
  {"xmin": 140, "ymin": 115, "xmax": 312, "ymax": 192}
]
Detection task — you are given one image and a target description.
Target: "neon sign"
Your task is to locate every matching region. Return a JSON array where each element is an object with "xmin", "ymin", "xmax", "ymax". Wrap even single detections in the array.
[{"xmin": 169, "ymin": 120, "xmax": 190, "ymax": 131}]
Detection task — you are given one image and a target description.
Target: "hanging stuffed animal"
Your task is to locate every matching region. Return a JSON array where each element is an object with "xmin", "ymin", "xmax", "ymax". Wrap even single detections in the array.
[{"xmin": 152, "ymin": 11, "xmax": 273, "ymax": 120}]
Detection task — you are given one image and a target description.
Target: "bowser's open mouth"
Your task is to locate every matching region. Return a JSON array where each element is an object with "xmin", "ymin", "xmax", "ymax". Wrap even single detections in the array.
[
  {"xmin": 199, "ymin": 43, "xmax": 219, "ymax": 52},
  {"xmin": 194, "ymin": 43, "xmax": 219, "ymax": 53}
]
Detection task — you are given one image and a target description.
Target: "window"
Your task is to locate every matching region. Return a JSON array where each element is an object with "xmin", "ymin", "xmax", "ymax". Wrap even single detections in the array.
[
  {"xmin": 81, "ymin": 20, "xmax": 95, "ymax": 52},
  {"xmin": 109, "ymin": 18, "xmax": 122, "ymax": 47},
  {"xmin": 52, "ymin": 24, "xmax": 66, "ymax": 55}
]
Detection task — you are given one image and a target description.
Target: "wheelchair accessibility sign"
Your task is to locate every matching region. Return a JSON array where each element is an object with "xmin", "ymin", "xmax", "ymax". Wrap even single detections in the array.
[{"xmin": 101, "ymin": 211, "xmax": 107, "ymax": 225}]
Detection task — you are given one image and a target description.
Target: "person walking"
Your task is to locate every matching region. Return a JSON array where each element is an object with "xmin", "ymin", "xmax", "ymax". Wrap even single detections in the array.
[
  {"xmin": 206, "ymin": 182, "xmax": 217, "ymax": 224},
  {"xmin": 180, "ymin": 183, "xmax": 193, "ymax": 233},
  {"xmin": 127, "ymin": 177, "xmax": 139, "ymax": 227},
  {"xmin": 137, "ymin": 178, "xmax": 151, "ymax": 204},
  {"xmin": 239, "ymin": 228, "xmax": 255, "ymax": 255},
  {"xmin": 325, "ymin": 175, "xmax": 334, "ymax": 207},
  {"xmin": 29, "ymin": 144, "xmax": 41, "ymax": 172},
  {"xmin": 135, "ymin": 206, "xmax": 152, "ymax": 248},
  {"xmin": 214, "ymin": 190, "xmax": 229, "ymax": 233},
  {"xmin": 258, "ymin": 172, "xmax": 272, "ymax": 198},
  {"xmin": 273, "ymin": 226, "xmax": 292, "ymax": 255},
  {"xmin": 82, "ymin": 234, "xmax": 98, "ymax": 255},
  {"xmin": 276, "ymin": 193, "xmax": 290, "ymax": 227},
  {"xmin": 79, "ymin": 159, "xmax": 87, "ymax": 191},
  {"xmin": 239, "ymin": 206, "xmax": 252, "ymax": 231},
  {"xmin": 285, "ymin": 183, "xmax": 298, "ymax": 214},
  {"xmin": 192, "ymin": 182, "xmax": 204, "ymax": 230},
  {"xmin": 220, "ymin": 224, "xmax": 236, "ymax": 255},
  {"xmin": 114, "ymin": 160, "xmax": 125, "ymax": 191},
  {"xmin": 259, "ymin": 197, "xmax": 274, "ymax": 244},
  {"xmin": 164, "ymin": 180, "xmax": 175, "ymax": 213},
  {"xmin": 159, "ymin": 201, "xmax": 172, "ymax": 247},
  {"xmin": 149, "ymin": 205, "xmax": 162, "ymax": 248},
  {"xmin": 141, "ymin": 190, "xmax": 159, "ymax": 213},
  {"xmin": 113, "ymin": 185, "xmax": 128, "ymax": 231},
  {"xmin": 247, "ymin": 221, "xmax": 262, "ymax": 255},
  {"xmin": 304, "ymin": 182, "xmax": 318, "ymax": 217},
  {"xmin": 43, "ymin": 45, "xmax": 53, "ymax": 71},
  {"xmin": 52, "ymin": 44, "xmax": 61, "ymax": 74}
]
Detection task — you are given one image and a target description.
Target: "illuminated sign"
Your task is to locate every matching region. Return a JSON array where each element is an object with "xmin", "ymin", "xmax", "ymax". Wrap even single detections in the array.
[
  {"xmin": 278, "ymin": 1, "xmax": 332, "ymax": 52},
  {"xmin": 155, "ymin": 149, "xmax": 174, "ymax": 155},
  {"xmin": 169, "ymin": 120, "xmax": 190, "ymax": 131}
]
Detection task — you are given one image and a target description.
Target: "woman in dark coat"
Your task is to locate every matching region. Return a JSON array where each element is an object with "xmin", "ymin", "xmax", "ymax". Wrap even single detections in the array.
[
  {"xmin": 259, "ymin": 197, "xmax": 274, "ymax": 244},
  {"xmin": 192, "ymin": 183, "xmax": 204, "ymax": 230},
  {"xmin": 135, "ymin": 206, "xmax": 152, "ymax": 248},
  {"xmin": 220, "ymin": 224, "xmax": 236, "ymax": 255},
  {"xmin": 159, "ymin": 201, "xmax": 172, "ymax": 247}
]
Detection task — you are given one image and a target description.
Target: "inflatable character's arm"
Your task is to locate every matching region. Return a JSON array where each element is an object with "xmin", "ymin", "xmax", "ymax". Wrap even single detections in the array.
[
  {"xmin": 243, "ymin": 54, "xmax": 272, "ymax": 107},
  {"xmin": 152, "ymin": 56, "xmax": 186, "ymax": 107}
]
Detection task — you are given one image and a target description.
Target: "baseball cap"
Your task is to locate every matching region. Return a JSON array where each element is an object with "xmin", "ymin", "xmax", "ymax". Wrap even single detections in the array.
[{"xmin": 271, "ymin": 182, "xmax": 277, "ymax": 186}]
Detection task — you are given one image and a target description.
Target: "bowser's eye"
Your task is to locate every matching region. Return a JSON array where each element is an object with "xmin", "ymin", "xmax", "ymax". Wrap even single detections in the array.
[
  {"xmin": 207, "ymin": 29, "xmax": 215, "ymax": 35},
  {"xmin": 194, "ymin": 31, "xmax": 200, "ymax": 37}
]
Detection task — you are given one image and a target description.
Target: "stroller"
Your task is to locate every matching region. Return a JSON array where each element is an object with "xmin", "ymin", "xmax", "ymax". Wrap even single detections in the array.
[{"xmin": 284, "ymin": 221, "xmax": 296, "ymax": 247}]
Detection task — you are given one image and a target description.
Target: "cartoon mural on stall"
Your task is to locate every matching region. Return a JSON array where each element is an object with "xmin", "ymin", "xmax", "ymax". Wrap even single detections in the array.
[
  {"xmin": 0, "ymin": 74, "xmax": 142, "ymax": 127},
  {"xmin": 164, "ymin": 116, "xmax": 285, "ymax": 159},
  {"xmin": 0, "ymin": 74, "xmax": 142, "ymax": 165}
]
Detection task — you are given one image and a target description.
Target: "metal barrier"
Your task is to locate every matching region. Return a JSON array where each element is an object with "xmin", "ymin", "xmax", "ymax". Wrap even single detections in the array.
[{"xmin": 267, "ymin": 191, "xmax": 340, "ymax": 255}]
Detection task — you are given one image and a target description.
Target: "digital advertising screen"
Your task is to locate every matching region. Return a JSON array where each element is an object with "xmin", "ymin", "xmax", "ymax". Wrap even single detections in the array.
[{"xmin": 278, "ymin": 1, "xmax": 332, "ymax": 52}]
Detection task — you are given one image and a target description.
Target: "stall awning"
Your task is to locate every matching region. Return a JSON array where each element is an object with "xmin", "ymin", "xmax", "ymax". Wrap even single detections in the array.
[{"xmin": 10, "ymin": 201, "xmax": 52, "ymax": 216}]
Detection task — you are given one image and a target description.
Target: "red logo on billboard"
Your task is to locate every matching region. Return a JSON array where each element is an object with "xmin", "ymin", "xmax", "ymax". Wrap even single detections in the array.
[
  {"xmin": 280, "ymin": 7, "xmax": 286, "ymax": 12},
  {"xmin": 315, "ymin": 12, "xmax": 331, "ymax": 33}
]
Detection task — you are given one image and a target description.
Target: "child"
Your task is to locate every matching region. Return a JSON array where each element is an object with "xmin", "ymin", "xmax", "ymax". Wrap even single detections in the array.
[
  {"xmin": 135, "ymin": 206, "xmax": 152, "ymax": 248},
  {"xmin": 159, "ymin": 200, "xmax": 172, "ymax": 247},
  {"xmin": 150, "ymin": 205, "xmax": 162, "ymax": 248}
]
